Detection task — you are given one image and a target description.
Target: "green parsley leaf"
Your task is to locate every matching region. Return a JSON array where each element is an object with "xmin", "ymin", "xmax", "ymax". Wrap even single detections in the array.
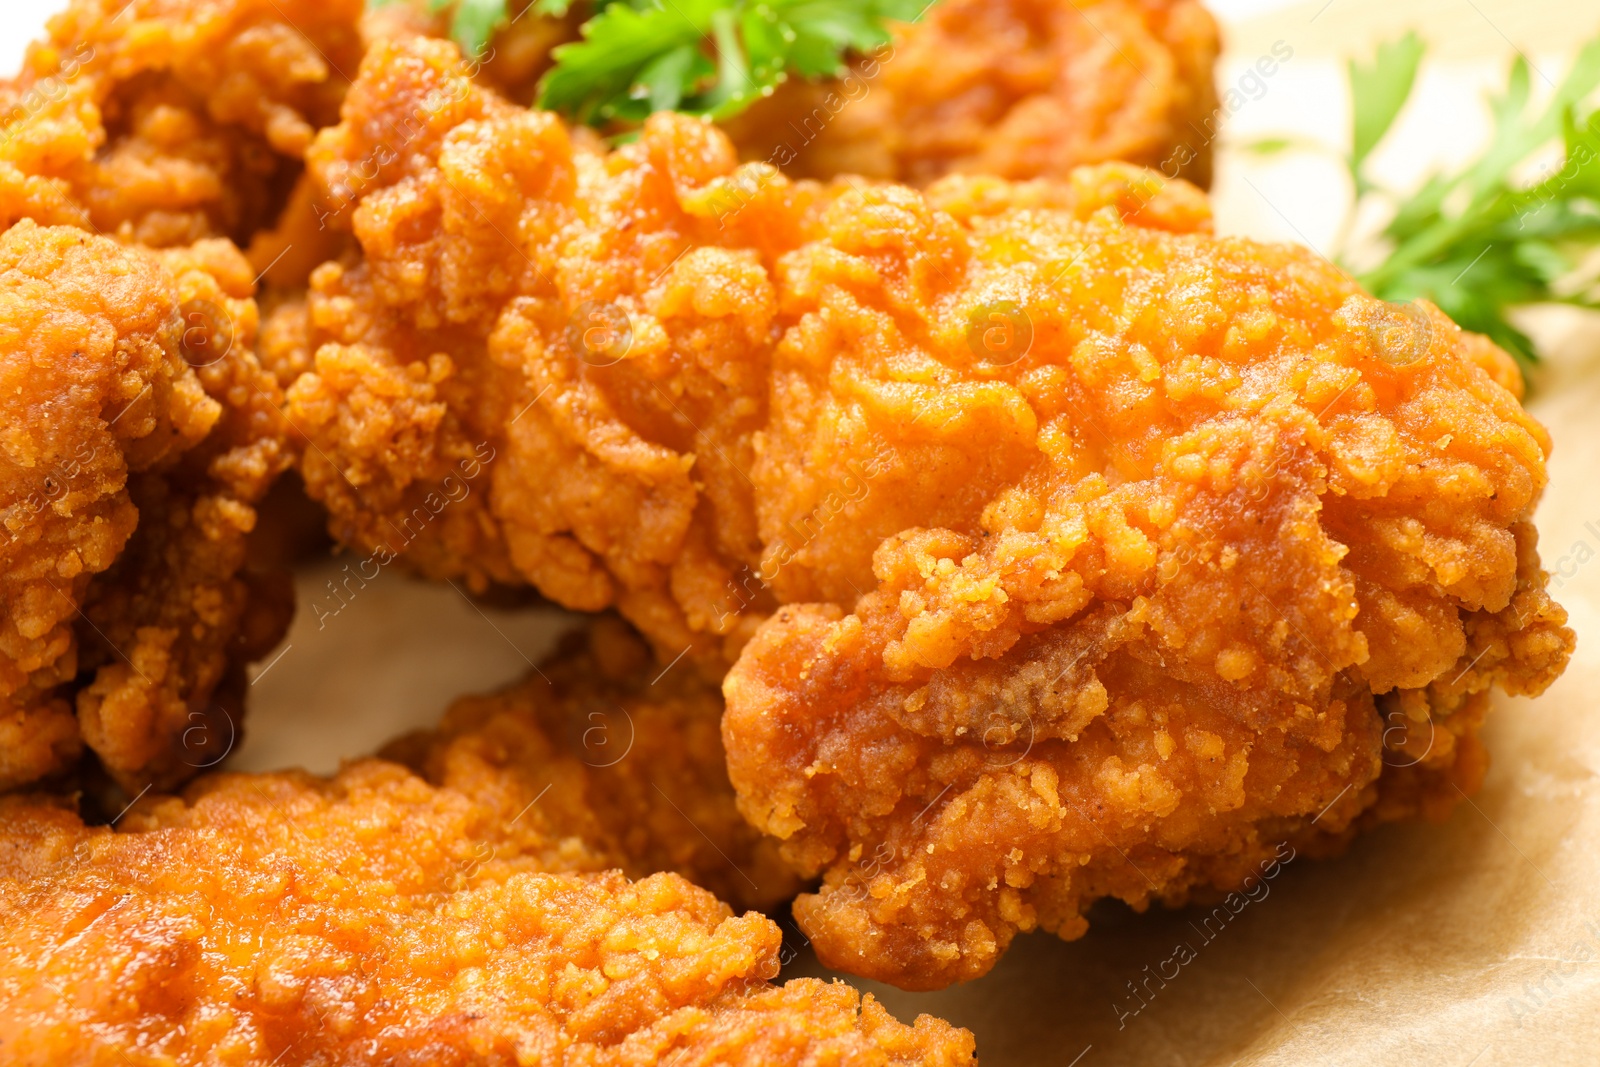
[
  {"xmin": 1348, "ymin": 37, "xmax": 1600, "ymax": 367},
  {"xmin": 451, "ymin": 0, "xmax": 510, "ymax": 58},
  {"xmin": 368, "ymin": 0, "xmax": 505, "ymax": 58},
  {"xmin": 368, "ymin": 0, "xmax": 925, "ymax": 124},
  {"xmin": 1347, "ymin": 31, "xmax": 1423, "ymax": 188},
  {"xmin": 537, "ymin": 0, "xmax": 925, "ymax": 127},
  {"xmin": 1256, "ymin": 32, "xmax": 1600, "ymax": 370}
]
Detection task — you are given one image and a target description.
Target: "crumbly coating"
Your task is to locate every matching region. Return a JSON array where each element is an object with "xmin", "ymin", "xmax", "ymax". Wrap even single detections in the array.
[
  {"xmin": 279, "ymin": 39, "xmax": 1211, "ymax": 670},
  {"xmin": 0, "ymin": 0, "xmax": 363, "ymax": 793},
  {"xmin": 76, "ymin": 238, "xmax": 295, "ymax": 792},
  {"xmin": 0, "ymin": 221, "xmax": 293, "ymax": 793},
  {"xmin": 0, "ymin": 0, "xmax": 363, "ymax": 248},
  {"xmin": 272, "ymin": 36, "xmax": 1570, "ymax": 990},
  {"xmin": 281, "ymin": 37, "xmax": 812, "ymax": 667},
  {"xmin": 0, "ymin": 761, "xmax": 974, "ymax": 1065},
  {"xmin": 722, "ymin": 180, "xmax": 1572, "ymax": 988},
  {"xmin": 722, "ymin": 0, "xmax": 1220, "ymax": 187},
  {"xmin": 0, "ymin": 222, "xmax": 214, "ymax": 789},
  {"xmin": 381, "ymin": 616, "xmax": 803, "ymax": 912}
]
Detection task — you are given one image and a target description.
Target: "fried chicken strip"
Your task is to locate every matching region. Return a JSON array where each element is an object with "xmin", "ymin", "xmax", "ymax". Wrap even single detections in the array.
[{"xmin": 0, "ymin": 623, "xmax": 969, "ymax": 1065}]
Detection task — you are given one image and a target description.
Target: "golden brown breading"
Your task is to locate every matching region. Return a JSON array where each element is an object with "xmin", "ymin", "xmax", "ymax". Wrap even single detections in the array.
[
  {"xmin": 0, "ymin": 0, "xmax": 364, "ymax": 247},
  {"xmin": 75, "ymin": 238, "xmax": 295, "ymax": 793},
  {"xmin": 0, "ymin": 750, "xmax": 972, "ymax": 1065},
  {"xmin": 720, "ymin": 180, "xmax": 1573, "ymax": 988},
  {"xmin": 270, "ymin": 37, "xmax": 1224, "ymax": 670},
  {"xmin": 0, "ymin": 0, "xmax": 373, "ymax": 793},
  {"xmin": 382, "ymin": 616, "xmax": 803, "ymax": 912},
  {"xmin": 0, "ymin": 222, "xmax": 292, "ymax": 793},
  {"xmin": 722, "ymin": 0, "xmax": 1220, "ymax": 187},
  {"xmin": 279, "ymin": 36, "xmax": 815, "ymax": 668},
  {"xmin": 273, "ymin": 36, "xmax": 1570, "ymax": 990},
  {"xmin": 0, "ymin": 222, "xmax": 208, "ymax": 790}
]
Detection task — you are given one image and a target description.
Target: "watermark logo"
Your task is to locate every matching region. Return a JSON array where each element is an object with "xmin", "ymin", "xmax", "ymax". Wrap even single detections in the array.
[
  {"xmin": 179, "ymin": 704, "xmax": 236, "ymax": 769},
  {"xmin": 569, "ymin": 302, "xmax": 633, "ymax": 368},
  {"xmin": 966, "ymin": 300, "xmax": 1033, "ymax": 368},
  {"xmin": 174, "ymin": 299, "xmax": 234, "ymax": 368},
  {"xmin": 574, "ymin": 704, "xmax": 635, "ymax": 768},
  {"xmin": 980, "ymin": 707, "xmax": 1036, "ymax": 770},
  {"xmin": 1380, "ymin": 706, "xmax": 1436, "ymax": 768},
  {"xmin": 1359, "ymin": 299, "xmax": 1433, "ymax": 367}
]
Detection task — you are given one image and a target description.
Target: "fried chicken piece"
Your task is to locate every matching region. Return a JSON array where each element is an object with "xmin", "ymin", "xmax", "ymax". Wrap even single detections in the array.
[
  {"xmin": 0, "ymin": 221, "xmax": 292, "ymax": 793},
  {"xmin": 265, "ymin": 38, "xmax": 1220, "ymax": 668},
  {"xmin": 721, "ymin": 0, "xmax": 1219, "ymax": 187},
  {"xmin": 0, "ymin": 751, "xmax": 972, "ymax": 1065},
  {"xmin": 720, "ymin": 182, "xmax": 1573, "ymax": 987},
  {"xmin": 276, "ymin": 36, "xmax": 814, "ymax": 666},
  {"xmin": 74, "ymin": 238, "xmax": 296, "ymax": 792},
  {"xmin": 0, "ymin": 0, "xmax": 371, "ymax": 793},
  {"xmin": 0, "ymin": 0, "xmax": 364, "ymax": 248},
  {"xmin": 276, "ymin": 36, "xmax": 1570, "ymax": 990},
  {"xmin": 0, "ymin": 222, "xmax": 207, "ymax": 790},
  {"xmin": 382, "ymin": 615, "xmax": 803, "ymax": 911}
]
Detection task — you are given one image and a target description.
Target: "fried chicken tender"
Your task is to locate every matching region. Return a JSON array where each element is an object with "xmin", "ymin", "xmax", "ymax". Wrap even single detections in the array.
[
  {"xmin": 0, "ymin": 0, "xmax": 364, "ymax": 247},
  {"xmin": 0, "ymin": 698, "xmax": 973, "ymax": 1065},
  {"xmin": 272, "ymin": 36, "xmax": 1570, "ymax": 990},
  {"xmin": 724, "ymin": 0, "xmax": 1220, "ymax": 187},
  {"xmin": 0, "ymin": 221, "xmax": 291, "ymax": 793},
  {"xmin": 382, "ymin": 615, "xmax": 803, "ymax": 911}
]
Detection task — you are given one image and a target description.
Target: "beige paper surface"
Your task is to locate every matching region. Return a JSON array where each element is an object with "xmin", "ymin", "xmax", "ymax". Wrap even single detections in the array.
[{"xmin": 240, "ymin": 4, "xmax": 1600, "ymax": 1062}]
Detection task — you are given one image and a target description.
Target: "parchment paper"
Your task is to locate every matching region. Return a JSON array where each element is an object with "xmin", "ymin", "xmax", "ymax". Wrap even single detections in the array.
[{"xmin": 234, "ymin": 4, "xmax": 1600, "ymax": 1062}]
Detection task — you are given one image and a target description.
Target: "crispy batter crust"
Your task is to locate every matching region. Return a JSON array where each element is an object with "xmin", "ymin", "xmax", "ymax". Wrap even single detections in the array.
[
  {"xmin": 275, "ymin": 39, "xmax": 1219, "ymax": 671},
  {"xmin": 0, "ymin": 0, "xmax": 363, "ymax": 246},
  {"xmin": 0, "ymin": 222, "xmax": 207, "ymax": 789},
  {"xmin": 0, "ymin": 223, "xmax": 291, "ymax": 793},
  {"xmin": 0, "ymin": 0, "xmax": 374, "ymax": 791},
  {"xmin": 0, "ymin": 744, "xmax": 972, "ymax": 1065},
  {"xmin": 723, "ymin": 179, "xmax": 1572, "ymax": 987}
]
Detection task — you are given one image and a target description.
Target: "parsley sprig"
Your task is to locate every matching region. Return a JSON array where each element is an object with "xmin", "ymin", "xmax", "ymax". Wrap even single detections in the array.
[
  {"xmin": 539, "ymin": 0, "xmax": 924, "ymax": 125},
  {"xmin": 1252, "ymin": 32, "xmax": 1600, "ymax": 366},
  {"xmin": 375, "ymin": 0, "xmax": 511, "ymax": 59},
  {"xmin": 376, "ymin": 0, "xmax": 925, "ymax": 125}
]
